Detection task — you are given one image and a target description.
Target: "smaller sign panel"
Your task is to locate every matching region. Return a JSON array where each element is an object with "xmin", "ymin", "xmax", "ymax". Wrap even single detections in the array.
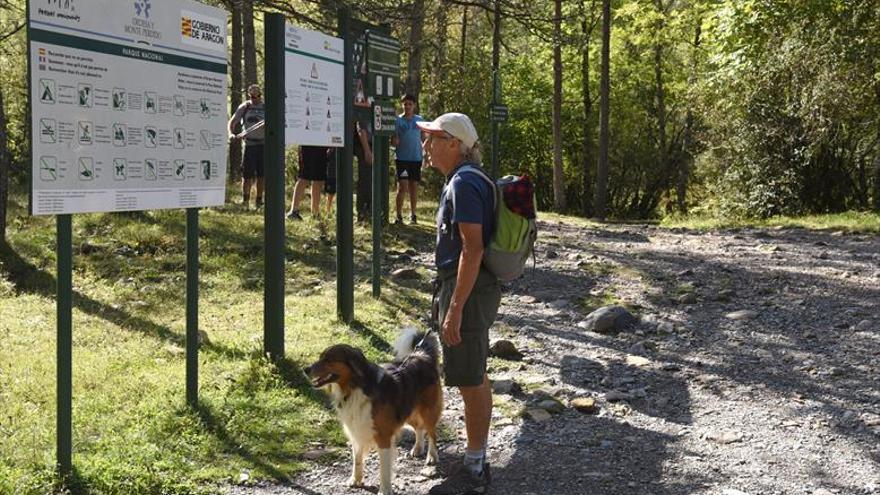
[
  {"xmin": 366, "ymin": 31, "xmax": 400, "ymax": 100},
  {"xmin": 284, "ymin": 24, "xmax": 345, "ymax": 147},
  {"xmin": 490, "ymin": 104, "xmax": 509, "ymax": 123},
  {"xmin": 372, "ymin": 100, "xmax": 396, "ymax": 137}
]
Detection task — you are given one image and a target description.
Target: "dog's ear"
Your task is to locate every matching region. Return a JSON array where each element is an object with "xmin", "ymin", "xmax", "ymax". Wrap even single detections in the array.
[{"xmin": 346, "ymin": 349, "xmax": 375, "ymax": 390}]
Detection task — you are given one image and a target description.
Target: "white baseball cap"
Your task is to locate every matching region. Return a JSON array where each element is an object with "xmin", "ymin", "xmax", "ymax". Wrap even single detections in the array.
[{"xmin": 417, "ymin": 113, "xmax": 479, "ymax": 149}]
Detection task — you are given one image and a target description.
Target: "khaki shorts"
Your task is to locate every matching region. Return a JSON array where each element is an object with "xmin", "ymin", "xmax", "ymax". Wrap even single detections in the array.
[{"xmin": 437, "ymin": 266, "xmax": 501, "ymax": 387}]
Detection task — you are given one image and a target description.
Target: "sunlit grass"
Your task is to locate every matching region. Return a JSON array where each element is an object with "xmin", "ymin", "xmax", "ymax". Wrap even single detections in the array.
[
  {"xmin": 0, "ymin": 186, "xmax": 436, "ymax": 494},
  {"xmin": 660, "ymin": 211, "xmax": 880, "ymax": 232}
]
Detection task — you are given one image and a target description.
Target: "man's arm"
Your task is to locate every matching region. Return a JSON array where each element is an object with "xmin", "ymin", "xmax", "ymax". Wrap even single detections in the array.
[
  {"xmin": 357, "ymin": 128, "xmax": 373, "ymax": 166},
  {"xmin": 442, "ymin": 222, "xmax": 484, "ymax": 347},
  {"xmin": 228, "ymin": 105, "xmax": 244, "ymax": 138}
]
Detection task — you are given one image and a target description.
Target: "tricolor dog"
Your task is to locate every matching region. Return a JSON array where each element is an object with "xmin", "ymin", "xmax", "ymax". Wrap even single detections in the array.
[{"xmin": 305, "ymin": 328, "xmax": 443, "ymax": 495}]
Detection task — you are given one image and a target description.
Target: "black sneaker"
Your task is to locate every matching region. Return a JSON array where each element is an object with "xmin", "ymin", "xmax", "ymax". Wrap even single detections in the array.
[
  {"xmin": 429, "ymin": 463, "xmax": 491, "ymax": 495},
  {"xmin": 395, "ymin": 215, "xmax": 404, "ymax": 225},
  {"xmin": 286, "ymin": 210, "xmax": 303, "ymax": 221},
  {"xmin": 410, "ymin": 214, "xmax": 418, "ymax": 225},
  {"xmin": 255, "ymin": 198, "xmax": 263, "ymax": 209}
]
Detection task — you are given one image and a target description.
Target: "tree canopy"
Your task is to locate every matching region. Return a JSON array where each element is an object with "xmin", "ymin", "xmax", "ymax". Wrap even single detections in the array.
[{"xmin": 1, "ymin": 0, "xmax": 878, "ymax": 229}]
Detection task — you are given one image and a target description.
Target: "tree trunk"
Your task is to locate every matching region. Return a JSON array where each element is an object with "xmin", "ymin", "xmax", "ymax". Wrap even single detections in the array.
[
  {"xmin": 593, "ymin": 0, "xmax": 611, "ymax": 220},
  {"xmin": 229, "ymin": 0, "xmax": 243, "ymax": 184},
  {"xmin": 429, "ymin": 0, "xmax": 449, "ymax": 116},
  {"xmin": 458, "ymin": 6, "xmax": 468, "ymax": 102},
  {"xmin": 406, "ymin": 0, "xmax": 426, "ymax": 108},
  {"xmin": 874, "ymin": 148, "xmax": 880, "ymax": 212},
  {"xmin": 874, "ymin": 85, "xmax": 880, "ymax": 212},
  {"xmin": 653, "ymin": 44, "xmax": 667, "ymax": 189},
  {"xmin": 581, "ymin": 8, "xmax": 594, "ymax": 217},
  {"xmin": 0, "ymin": 84, "xmax": 8, "ymax": 241},
  {"xmin": 243, "ymin": 0, "xmax": 257, "ymax": 86},
  {"xmin": 678, "ymin": 21, "xmax": 701, "ymax": 213},
  {"xmin": 551, "ymin": 0, "xmax": 566, "ymax": 211},
  {"xmin": 460, "ymin": 7, "xmax": 468, "ymax": 70}
]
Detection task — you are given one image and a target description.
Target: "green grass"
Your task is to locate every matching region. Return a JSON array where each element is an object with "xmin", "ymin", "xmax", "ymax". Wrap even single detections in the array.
[
  {"xmin": 660, "ymin": 211, "xmax": 880, "ymax": 232},
  {"xmin": 0, "ymin": 188, "xmax": 438, "ymax": 494}
]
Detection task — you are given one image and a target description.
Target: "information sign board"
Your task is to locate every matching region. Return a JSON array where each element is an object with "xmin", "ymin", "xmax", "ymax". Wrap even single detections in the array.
[
  {"xmin": 29, "ymin": 0, "xmax": 229, "ymax": 215},
  {"xmin": 490, "ymin": 104, "xmax": 509, "ymax": 123},
  {"xmin": 366, "ymin": 31, "xmax": 400, "ymax": 100},
  {"xmin": 284, "ymin": 24, "xmax": 345, "ymax": 147},
  {"xmin": 372, "ymin": 100, "xmax": 396, "ymax": 137}
]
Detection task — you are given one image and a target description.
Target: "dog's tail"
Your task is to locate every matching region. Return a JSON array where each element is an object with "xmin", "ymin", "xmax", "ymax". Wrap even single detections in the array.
[{"xmin": 392, "ymin": 326, "xmax": 440, "ymax": 366}]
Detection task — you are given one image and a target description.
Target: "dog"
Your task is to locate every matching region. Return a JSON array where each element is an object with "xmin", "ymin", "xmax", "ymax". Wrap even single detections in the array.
[{"xmin": 304, "ymin": 327, "xmax": 443, "ymax": 495}]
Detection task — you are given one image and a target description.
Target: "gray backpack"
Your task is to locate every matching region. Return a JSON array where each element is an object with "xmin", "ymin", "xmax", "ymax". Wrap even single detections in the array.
[{"xmin": 458, "ymin": 165, "xmax": 538, "ymax": 281}]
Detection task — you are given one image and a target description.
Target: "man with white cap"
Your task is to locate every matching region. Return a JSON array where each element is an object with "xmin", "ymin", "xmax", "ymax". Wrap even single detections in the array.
[{"xmin": 418, "ymin": 113, "xmax": 500, "ymax": 495}]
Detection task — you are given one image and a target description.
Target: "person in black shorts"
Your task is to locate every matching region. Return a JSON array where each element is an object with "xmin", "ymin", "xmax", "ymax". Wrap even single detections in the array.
[
  {"xmin": 324, "ymin": 148, "xmax": 337, "ymax": 214},
  {"xmin": 287, "ymin": 146, "xmax": 329, "ymax": 220},
  {"xmin": 391, "ymin": 94, "xmax": 425, "ymax": 224},
  {"xmin": 354, "ymin": 120, "xmax": 373, "ymax": 222},
  {"xmin": 228, "ymin": 84, "xmax": 265, "ymax": 208}
]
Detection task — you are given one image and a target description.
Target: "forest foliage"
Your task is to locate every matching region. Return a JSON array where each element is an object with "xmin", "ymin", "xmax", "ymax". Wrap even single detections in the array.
[{"xmin": 0, "ymin": 0, "xmax": 878, "ymax": 221}]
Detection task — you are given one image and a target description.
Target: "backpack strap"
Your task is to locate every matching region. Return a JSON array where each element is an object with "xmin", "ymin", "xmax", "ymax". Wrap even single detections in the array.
[{"xmin": 456, "ymin": 165, "xmax": 498, "ymax": 215}]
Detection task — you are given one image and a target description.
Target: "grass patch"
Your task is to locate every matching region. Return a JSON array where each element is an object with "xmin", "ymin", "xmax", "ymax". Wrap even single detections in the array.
[
  {"xmin": 660, "ymin": 211, "xmax": 880, "ymax": 233},
  {"xmin": 579, "ymin": 288, "xmax": 621, "ymax": 313},
  {"xmin": 0, "ymin": 187, "xmax": 437, "ymax": 494}
]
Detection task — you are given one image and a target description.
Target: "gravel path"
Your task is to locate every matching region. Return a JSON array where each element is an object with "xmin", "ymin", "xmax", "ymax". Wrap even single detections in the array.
[{"xmin": 229, "ymin": 220, "xmax": 880, "ymax": 495}]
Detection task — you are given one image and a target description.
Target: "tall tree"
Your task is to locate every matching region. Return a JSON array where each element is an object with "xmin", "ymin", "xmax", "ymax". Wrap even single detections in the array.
[
  {"xmin": 229, "ymin": 0, "xmax": 243, "ymax": 184},
  {"xmin": 405, "ymin": 0, "xmax": 426, "ymax": 106},
  {"xmin": 551, "ymin": 0, "xmax": 565, "ymax": 210},
  {"xmin": 678, "ymin": 19, "xmax": 701, "ymax": 213},
  {"xmin": 243, "ymin": 0, "xmax": 257, "ymax": 85},
  {"xmin": 593, "ymin": 0, "xmax": 611, "ymax": 219},
  {"xmin": 644, "ymin": 0, "xmax": 668, "ymax": 216},
  {"xmin": 581, "ymin": 0, "xmax": 598, "ymax": 216},
  {"xmin": 0, "ymin": 78, "xmax": 8, "ymax": 241},
  {"xmin": 428, "ymin": 0, "xmax": 449, "ymax": 117}
]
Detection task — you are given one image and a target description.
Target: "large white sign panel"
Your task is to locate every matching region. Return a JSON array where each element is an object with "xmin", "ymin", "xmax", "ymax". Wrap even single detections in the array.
[
  {"xmin": 284, "ymin": 24, "xmax": 344, "ymax": 147},
  {"xmin": 29, "ymin": 0, "xmax": 228, "ymax": 215}
]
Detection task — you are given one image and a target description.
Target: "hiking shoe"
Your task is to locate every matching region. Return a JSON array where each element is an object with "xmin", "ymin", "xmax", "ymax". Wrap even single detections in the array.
[
  {"xmin": 429, "ymin": 463, "xmax": 491, "ymax": 495},
  {"xmin": 395, "ymin": 215, "xmax": 404, "ymax": 225},
  {"xmin": 410, "ymin": 214, "xmax": 418, "ymax": 225},
  {"xmin": 286, "ymin": 210, "xmax": 303, "ymax": 221},
  {"xmin": 255, "ymin": 198, "xmax": 263, "ymax": 209}
]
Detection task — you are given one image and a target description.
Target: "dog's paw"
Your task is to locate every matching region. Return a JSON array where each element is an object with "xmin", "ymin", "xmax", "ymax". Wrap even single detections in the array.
[
  {"xmin": 425, "ymin": 447, "xmax": 439, "ymax": 465},
  {"xmin": 347, "ymin": 475, "xmax": 363, "ymax": 487},
  {"xmin": 408, "ymin": 445, "xmax": 424, "ymax": 458}
]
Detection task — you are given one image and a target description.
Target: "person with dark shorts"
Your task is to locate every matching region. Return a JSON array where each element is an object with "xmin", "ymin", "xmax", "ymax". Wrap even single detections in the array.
[
  {"xmin": 228, "ymin": 84, "xmax": 265, "ymax": 208},
  {"xmin": 287, "ymin": 146, "xmax": 329, "ymax": 220},
  {"xmin": 391, "ymin": 94, "xmax": 424, "ymax": 224},
  {"xmin": 324, "ymin": 148, "xmax": 337, "ymax": 213},
  {"xmin": 354, "ymin": 120, "xmax": 373, "ymax": 223},
  {"xmin": 419, "ymin": 113, "xmax": 499, "ymax": 495}
]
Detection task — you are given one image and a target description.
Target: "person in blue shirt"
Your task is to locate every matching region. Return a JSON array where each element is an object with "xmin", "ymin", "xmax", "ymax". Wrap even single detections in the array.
[
  {"xmin": 391, "ymin": 94, "xmax": 424, "ymax": 224},
  {"xmin": 418, "ymin": 113, "xmax": 499, "ymax": 495}
]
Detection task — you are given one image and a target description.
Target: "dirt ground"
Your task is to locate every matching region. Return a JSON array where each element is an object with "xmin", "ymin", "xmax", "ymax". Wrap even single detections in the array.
[{"xmin": 229, "ymin": 220, "xmax": 880, "ymax": 495}]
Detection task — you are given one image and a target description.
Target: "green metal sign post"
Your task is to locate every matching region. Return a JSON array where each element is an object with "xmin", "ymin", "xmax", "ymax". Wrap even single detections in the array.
[
  {"xmin": 338, "ymin": 8, "xmax": 355, "ymax": 323},
  {"xmin": 264, "ymin": 13, "xmax": 286, "ymax": 357},
  {"xmin": 186, "ymin": 208, "xmax": 199, "ymax": 406},
  {"xmin": 56, "ymin": 214, "xmax": 72, "ymax": 476},
  {"xmin": 490, "ymin": 72, "xmax": 502, "ymax": 178},
  {"xmin": 372, "ymin": 100, "xmax": 396, "ymax": 297}
]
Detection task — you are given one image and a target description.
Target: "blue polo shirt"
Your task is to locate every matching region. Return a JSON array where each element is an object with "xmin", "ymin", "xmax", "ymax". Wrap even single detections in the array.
[
  {"xmin": 395, "ymin": 114, "xmax": 424, "ymax": 161},
  {"xmin": 435, "ymin": 163, "xmax": 495, "ymax": 271}
]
